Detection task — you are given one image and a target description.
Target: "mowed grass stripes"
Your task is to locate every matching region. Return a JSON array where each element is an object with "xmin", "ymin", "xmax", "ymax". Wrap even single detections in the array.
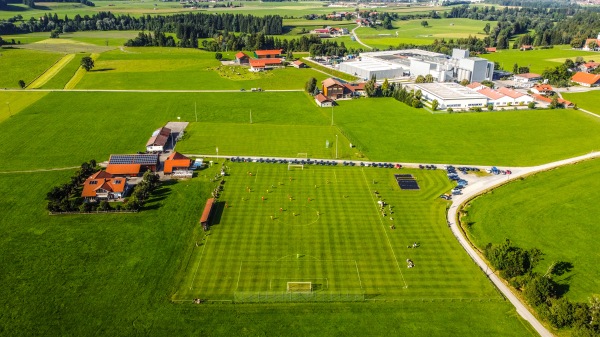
[{"xmin": 175, "ymin": 163, "xmax": 500, "ymax": 301}]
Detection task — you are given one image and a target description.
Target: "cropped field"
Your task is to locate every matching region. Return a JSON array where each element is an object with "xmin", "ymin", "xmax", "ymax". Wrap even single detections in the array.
[
  {"xmin": 0, "ymin": 91, "xmax": 48, "ymax": 123},
  {"xmin": 0, "ymin": 168, "xmax": 533, "ymax": 336},
  {"xmin": 176, "ymin": 162, "xmax": 501, "ymax": 301},
  {"xmin": 480, "ymin": 46, "xmax": 597, "ymax": 74},
  {"xmin": 0, "ymin": 47, "xmax": 63, "ymax": 88},
  {"xmin": 355, "ymin": 18, "xmax": 487, "ymax": 48},
  {"xmin": 562, "ymin": 91, "xmax": 600, "ymax": 116},
  {"xmin": 74, "ymin": 47, "xmax": 327, "ymax": 90},
  {"xmin": 462, "ymin": 158, "xmax": 600, "ymax": 302},
  {"xmin": 334, "ymin": 98, "xmax": 600, "ymax": 166}
]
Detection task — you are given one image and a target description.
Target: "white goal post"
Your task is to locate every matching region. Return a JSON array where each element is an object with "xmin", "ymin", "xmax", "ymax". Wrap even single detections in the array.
[
  {"xmin": 288, "ymin": 164, "xmax": 304, "ymax": 170},
  {"xmin": 287, "ymin": 281, "xmax": 312, "ymax": 293}
]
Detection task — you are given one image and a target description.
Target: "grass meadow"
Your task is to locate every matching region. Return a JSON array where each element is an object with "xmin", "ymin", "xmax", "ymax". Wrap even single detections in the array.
[
  {"xmin": 0, "ymin": 47, "xmax": 63, "ymax": 88},
  {"xmin": 355, "ymin": 18, "xmax": 487, "ymax": 48},
  {"xmin": 562, "ymin": 91, "xmax": 600, "ymax": 116},
  {"xmin": 462, "ymin": 158, "xmax": 600, "ymax": 302},
  {"xmin": 0, "ymin": 91, "xmax": 48, "ymax": 123},
  {"xmin": 480, "ymin": 46, "xmax": 598, "ymax": 74},
  {"xmin": 40, "ymin": 53, "xmax": 90, "ymax": 89},
  {"xmin": 74, "ymin": 47, "xmax": 327, "ymax": 90},
  {"xmin": 0, "ymin": 169, "xmax": 533, "ymax": 336},
  {"xmin": 334, "ymin": 98, "xmax": 600, "ymax": 166}
]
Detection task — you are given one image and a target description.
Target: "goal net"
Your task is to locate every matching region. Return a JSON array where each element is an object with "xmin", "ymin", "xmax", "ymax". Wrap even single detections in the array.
[
  {"xmin": 287, "ymin": 282, "xmax": 312, "ymax": 293},
  {"xmin": 288, "ymin": 164, "xmax": 304, "ymax": 170}
]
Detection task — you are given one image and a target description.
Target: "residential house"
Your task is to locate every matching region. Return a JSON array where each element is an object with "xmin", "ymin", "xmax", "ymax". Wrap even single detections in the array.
[
  {"xmin": 571, "ymin": 72, "xmax": 600, "ymax": 87},
  {"xmin": 497, "ymin": 87, "xmax": 533, "ymax": 105},
  {"xmin": 322, "ymin": 78, "xmax": 347, "ymax": 99},
  {"xmin": 531, "ymin": 84, "xmax": 554, "ymax": 95},
  {"xmin": 164, "ymin": 152, "xmax": 192, "ymax": 174},
  {"xmin": 249, "ymin": 59, "xmax": 283, "ymax": 72},
  {"xmin": 81, "ymin": 171, "xmax": 129, "ymax": 202},
  {"xmin": 579, "ymin": 62, "xmax": 600, "ymax": 73},
  {"xmin": 254, "ymin": 49, "xmax": 283, "ymax": 59},
  {"xmin": 292, "ymin": 60, "xmax": 307, "ymax": 68},
  {"xmin": 531, "ymin": 94, "xmax": 574, "ymax": 108},
  {"xmin": 314, "ymin": 94, "xmax": 334, "ymax": 107},
  {"xmin": 235, "ymin": 52, "xmax": 249, "ymax": 65},
  {"xmin": 146, "ymin": 127, "xmax": 171, "ymax": 153},
  {"xmin": 583, "ymin": 33, "xmax": 600, "ymax": 51}
]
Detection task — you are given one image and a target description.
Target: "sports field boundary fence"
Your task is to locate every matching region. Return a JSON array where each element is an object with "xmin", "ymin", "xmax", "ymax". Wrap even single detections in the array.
[{"xmin": 234, "ymin": 291, "xmax": 365, "ymax": 303}]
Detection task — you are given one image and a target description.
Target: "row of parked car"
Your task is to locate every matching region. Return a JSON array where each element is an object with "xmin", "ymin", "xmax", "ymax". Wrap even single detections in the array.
[
  {"xmin": 445, "ymin": 166, "xmax": 469, "ymax": 196},
  {"xmin": 228, "ymin": 157, "xmax": 408, "ymax": 169}
]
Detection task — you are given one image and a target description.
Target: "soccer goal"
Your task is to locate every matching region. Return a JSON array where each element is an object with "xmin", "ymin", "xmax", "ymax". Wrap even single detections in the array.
[
  {"xmin": 288, "ymin": 164, "xmax": 304, "ymax": 170},
  {"xmin": 287, "ymin": 281, "xmax": 312, "ymax": 293},
  {"xmin": 297, "ymin": 153, "xmax": 308, "ymax": 159}
]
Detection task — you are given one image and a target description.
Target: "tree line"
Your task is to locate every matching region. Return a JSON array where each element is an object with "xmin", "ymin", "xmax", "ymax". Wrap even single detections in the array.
[
  {"xmin": 0, "ymin": 11, "xmax": 283, "ymax": 36},
  {"xmin": 485, "ymin": 240, "xmax": 599, "ymax": 335}
]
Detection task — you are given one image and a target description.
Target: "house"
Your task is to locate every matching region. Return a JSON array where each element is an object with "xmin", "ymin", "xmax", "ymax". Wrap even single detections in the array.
[
  {"xmin": 466, "ymin": 82, "xmax": 486, "ymax": 91},
  {"xmin": 314, "ymin": 94, "xmax": 333, "ymax": 107},
  {"xmin": 485, "ymin": 47, "xmax": 496, "ymax": 53},
  {"xmin": 531, "ymin": 94, "xmax": 574, "ymax": 108},
  {"xmin": 322, "ymin": 78, "xmax": 347, "ymax": 99},
  {"xmin": 106, "ymin": 154, "xmax": 159, "ymax": 177},
  {"xmin": 146, "ymin": 127, "xmax": 171, "ymax": 153},
  {"xmin": 520, "ymin": 45, "xmax": 533, "ymax": 51},
  {"xmin": 292, "ymin": 60, "xmax": 307, "ymax": 68},
  {"xmin": 344, "ymin": 82, "xmax": 366, "ymax": 97},
  {"xmin": 513, "ymin": 73, "xmax": 542, "ymax": 87},
  {"xmin": 579, "ymin": 62, "xmax": 600, "ymax": 73},
  {"xmin": 531, "ymin": 84, "xmax": 554, "ymax": 95},
  {"xmin": 583, "ymin": 33, "xmax": 600, "ymax": 51},
  {"xmin": 254, "ymin": 49, "xmax": 283, "ymax": 59},
  {"xmin": 477, "ymin": 87, "xmax": 513, "ymax": 106},
  {"xmin": 571, "ymin": 72, "xmax": 600, "ymax": 87},
  {"xmin": 497, "ymin": 87, "xmax": 533, "ymax": 105},
  {"xmin": 81, "ymin": 171, "xmax": 129, "ymax": 202},
  {"xmin": 164, "ymin": 152, "xmax": 192, "ymax": 174},
  {"xmin": 235, "ymin": 52, "xmax": 249, "ymax": 65},
  {"xmin": 249, "ymin": 59, "xmax": 283, "ymax": 72}
]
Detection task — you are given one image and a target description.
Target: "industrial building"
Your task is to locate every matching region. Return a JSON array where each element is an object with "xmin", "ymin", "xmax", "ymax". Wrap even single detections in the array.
[
  {"xmin": 415, "ymin": 83, "xmax": 488, "ymax": 110},
  {"xmin": 336, "ymin": 49, "xmax": 494, "ymax": 83}
]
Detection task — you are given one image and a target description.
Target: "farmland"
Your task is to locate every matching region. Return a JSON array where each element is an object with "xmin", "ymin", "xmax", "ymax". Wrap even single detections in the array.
[
  {"xmin": 480, "ymin": 46, "xmax": 598, "ymax": 74},
  {"xmin": 562, "ymin": 91, "xmax": 600, "ymax": 116},
  {"xmin": 0, "ymin": 47, "xmax": 63, "ymax": 88},
  {"xmin": 462, "ymin": 158, "xmax": 600, "ymax": 302}
]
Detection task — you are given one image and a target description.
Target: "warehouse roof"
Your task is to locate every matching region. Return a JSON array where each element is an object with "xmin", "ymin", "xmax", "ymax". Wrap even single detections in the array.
[{"xmin": 415, "ymin": 83, "xmax": 487, "ymax": 100}]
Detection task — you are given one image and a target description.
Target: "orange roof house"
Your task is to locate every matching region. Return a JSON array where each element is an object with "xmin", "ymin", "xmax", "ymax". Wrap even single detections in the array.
[
  {"xmin": 292, "ymin": 60, "xmax": 306, "ymax": 68},
  {"xmin": 485, "ymin": 47, "xmax": 496, "ymax": 53},
  {"xmin": 164, "ymin": 152, "xmax": 192, "ymax": 174},
  {"xmin": 235, "ymin": 52, "xmax": 249, "ymax": 64},
  {"xmin": 322, "ymin": 78, "xmax": 346, "ymax": 99},
  {"xmin": 81, "ymin": 171, "xmax": 129, "ymax": 201},
  {"xmin": 254, "ymin": 49, "xmax": 283, "ymax": 59},
  {"xmin": 249, "ymin": 58, "xmax": 283, "ymax": 71},
  {"xmin": 531, "ymin": 84, "xmax": 554, "ymax": 95},
  {"xmin": 531, "ymin": 94, "xmax": 574, "ymax": 107},
  {"xmin": 571, "ymin": 72, "xmax": 600, "ymax": 87},
  {"xmin": 314, "ymin": 93, "xmax": 333, "ymax": 107}
]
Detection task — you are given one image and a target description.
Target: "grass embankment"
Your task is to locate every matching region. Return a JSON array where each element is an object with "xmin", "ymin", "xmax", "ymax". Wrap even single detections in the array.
[{"xmin": 462, "ymin": 158, "xmax": 600, "ymax": 302}]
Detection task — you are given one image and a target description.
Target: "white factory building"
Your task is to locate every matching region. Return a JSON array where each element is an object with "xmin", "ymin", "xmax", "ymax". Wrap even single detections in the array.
[
  {"xmin": 415, "ymin": 82, "xmax": 488, "ymax": 110},
  {"xmin": 337, "ymin": 48, "xmax": 494, "ymax": 83}
]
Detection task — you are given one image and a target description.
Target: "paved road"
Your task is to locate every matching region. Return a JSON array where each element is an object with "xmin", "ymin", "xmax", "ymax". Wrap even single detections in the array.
[
  {"xmin": 351, "ymin": 25, "xmax": 373, "ymax": 50},
  {"xmin": 0, "ymin": 88, "xmax": 304, "ymax": 93}
]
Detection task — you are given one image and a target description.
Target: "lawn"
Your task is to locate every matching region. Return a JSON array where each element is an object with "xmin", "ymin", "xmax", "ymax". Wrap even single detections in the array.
[
  {"xmin": 462, "ymin": 158, "xmax": 600, "ymax": 302},
  {"xmin": 74, "ymin": 47, "xmax": 327, "ymax": 90},
  {"xmin": 562, "ymin": 91, "xmax": 600, "ymax": 116},
  {"xmin": 355, "ymin": 18, "xmax": 487, "ymax": 49},
  {"xmin": 480, "ymin": 46, "xmax": 598, "ymax": 74},
  {"xmin": 0, "ymin": 91, "xmax": 48, "ymax": 123},
  {"xmin": 334, "ymin": 98, "xmax": 600, "ymax": 166},
  {"xmin": 0, "ymin": 169, "xmax": 533, "ymax": 336},
  {"xmin": 0, "ymin": 47, "xmax": 63, "ymax": 88}
]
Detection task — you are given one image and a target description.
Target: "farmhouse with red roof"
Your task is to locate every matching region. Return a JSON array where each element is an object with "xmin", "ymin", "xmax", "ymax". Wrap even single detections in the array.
[{"xmin": 81, "ymin": 171, "xmax": 130, "ymax": 202}]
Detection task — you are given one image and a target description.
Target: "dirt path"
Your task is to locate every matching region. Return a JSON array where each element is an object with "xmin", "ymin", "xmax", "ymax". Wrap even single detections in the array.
[
  {"xmin": 351, "ymin": 25, "xmax": 373, "ymax": 50},
  {"xmin": 0, "ymin": 166, "xmax": 79, "ymax": 174}
]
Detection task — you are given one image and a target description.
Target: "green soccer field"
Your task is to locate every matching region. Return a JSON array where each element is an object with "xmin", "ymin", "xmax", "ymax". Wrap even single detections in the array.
[{"xmin": 175, "ymin": 162, "xmax": 500, "ymax": 301}]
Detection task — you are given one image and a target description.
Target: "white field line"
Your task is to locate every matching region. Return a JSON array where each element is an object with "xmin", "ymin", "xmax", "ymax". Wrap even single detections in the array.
[
  {"xmin": 354, "ymin": 260, "xmax": 363, "ymax": 290},
  {"xmin": 254, "ymin": 167, "xmax": 259, "ymax": 183},
  {"xmin": 360, "ymin": 168, "xmax": 408, "ymax": 288},
  {"xmin": 334, "ymin": 171, "xmax": 338, "ymax": 183},
  {"xmin": 189, "ymin": 236, "xmax": 209, "ymax": 290},
  {"xmin": 235, "ymin": 261, "xmax": 243, "ymax": 292}
]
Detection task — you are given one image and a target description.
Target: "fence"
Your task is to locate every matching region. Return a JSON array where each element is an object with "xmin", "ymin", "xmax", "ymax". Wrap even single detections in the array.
[
  {"xmin": 234, "ymin": 291, "xmax": 365, "ymax": 303},
  {"xmin": 49, "ymin": 210, "xmax": 138, "ymax": 215}
]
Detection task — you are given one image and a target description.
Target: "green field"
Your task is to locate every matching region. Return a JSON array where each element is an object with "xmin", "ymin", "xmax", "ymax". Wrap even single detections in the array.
[
  {"xmin": 355, "ymin": 18, "xmax": 487, "ymax": 48},
  {"xmin": 562, "ymin": 91, "xmax": 600, "ymax": 116},
  {"xmin": 40, "ymin": 53, "xmax": 90, "ymax": 89},
  {"xmin": 334, "ymin": 98, "xmax": 600, "ymax": 166},
  {"xmin": 0, "ymin": 91, "xmax": 48, "ymax": 123},
  {"xmin": 0, "ymin": 47, "xmax": 63, "ymax": 88},
  {"xmin": 462, "ymin": 158, "xmax": 600, "ymax": 302},
  {"xmin": 74, "ymin": 47, "xmax": 326, "ymax": 90},
  {"xmin": 480, "ymin": 46, "xmax": 598, "ymax": 74}
]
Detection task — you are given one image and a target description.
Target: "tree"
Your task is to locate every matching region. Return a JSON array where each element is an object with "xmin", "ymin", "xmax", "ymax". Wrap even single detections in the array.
[
  {"xmin": 524, "ymin": 274, "xmax": 557, "ymax": 306},
  {"xmin": 528, "ymin": 101, "xmax": 536, "ymax": 109},
  {"xmin": 215, "ymin": 52, "xmax": 223, "ymax": 60},
  {"xmin": 588, "ymin": 41, "xmax": 598, "ymax": 51},
  {"xmin": 421, "ymin": 21, "xmax": 429, "ymax": 28},
  {"xmin": 459, "ymin": 79, "xmax": 470, "ymax": 86},
  {"xmin": 305, "ymin": 77, "xmax": 317, "ymax": 94},
  {"xmin": 425, "ymin": 74, "xmax": 434, "ymax": 83},
  {"xmin": 81, "ymin": 56, "xmax": 94, "ymax": 71},
  {"xmin": 415, "ymin": 75, "xmax": 426, "ymax": 83},
  {"xmin": 286, "ymin": 50, "xmax": 293, "ymax": 60},
  {"xmin": 18, "ymin": 80, "xmax": 25, "ymax": 88},
  {"xmin": 513, "ymin": 63, "xmax": 519, "ymax": 74},
  {"xmin": 483, "ymin": 23, "xmax": 491, "ymax": 35},
  {"xmin": 431, "ymin": 99, "xmax": 438, "ymax": 111},
  {"xmin": 50, "ymin": 29, "xmax": 60, "ymax": 38},
  {"xmin": 481, "ymin": 80, "xmax": 494, "ymax": 88},
  {"xmin": 414, "ymin": 89, "xmax": 422, "ymax": 100}
]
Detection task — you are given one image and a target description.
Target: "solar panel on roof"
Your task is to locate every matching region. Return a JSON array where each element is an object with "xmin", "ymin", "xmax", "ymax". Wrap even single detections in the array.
[{"xmin": 109, "ymin": 154, "xmax": 158, "ymax": 165}]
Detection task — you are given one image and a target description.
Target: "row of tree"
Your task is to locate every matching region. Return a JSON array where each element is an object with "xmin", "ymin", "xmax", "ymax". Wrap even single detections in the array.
[
  {"xmin": 484, "ymin": 240, "xmax": 599, "ymax": 334},
  {"xmin": 46, "ymin": 160, "xmax": 98, "ymax": 212},
  {"xmin": 0, "ymin": 11, "xmax": 283, "ymax": 36}
]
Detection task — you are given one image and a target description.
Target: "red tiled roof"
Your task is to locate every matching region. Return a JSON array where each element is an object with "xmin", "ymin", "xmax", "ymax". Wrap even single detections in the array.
[
  {"xmin": 344, "ymin": 82, "xmax": 366, "ymax": 92},
  {"xmin": 533, "ymin": 84, "xmax": 553, "ymax": 92},
  {"xmin": 315, "ymin": 93, "xmax": 332, "ymax": 104},
  {"xmin": 583, "ymin": 62, "xmax": 600, "ymax": 69},
  {"xmin": 200, "ymin": 198, "xmax": 214, "ymax": 224},
  {"xmin": 254, "ymin": 49, "xmax": 283, "ymax": 56},
  {"xmin": 106, "ymin": 164, "xmax": 141, "ymax": 176},
  {"xmin": 293, "ymin": 60, "xmax": 305, "ymax": 66},
  {"xmin": 514, "ymin": 73, "xmax": 542, "ymax": 79},
  {"xmin": 531, "ymin": 94, "xmax": 573, "ymax": 107},
  {"xmin": 571, "ymin": 72, "xmax": 600, "ymax": 85},
  {"xmin": 249, "ymin": 59, "xmax": 282, "ymax": 67},
  {"xmin": 322, "ymin": 78, "xmax": 344, "ymax": 88},
  {"xmin": 485, "ymin": 47, "xmax": 496, "ymax": 52},
  {"xmin": 477, "ymin": 87, "xmax": 506, "ymax": 100},
  {"xmin": 164, "ymin": 152, "xmax": 191, "ymax": 174},
  {"xmin": 466, "ymin": 82, "xmax": 482, "ymax": 89},
  {"xmin": 497, "ymin": 87, "xmax": 525, "ymax": 99},
  {"xmin": 81, "ymin": 172, "xmax": 127, "ymax": 198},
  {"xmin": 235, "ymin": 52, "xmax": 248, "ymax": 59},
  {"xmin": 584, "ymin": 38, "xmax": 600, "ymax": 47}
]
